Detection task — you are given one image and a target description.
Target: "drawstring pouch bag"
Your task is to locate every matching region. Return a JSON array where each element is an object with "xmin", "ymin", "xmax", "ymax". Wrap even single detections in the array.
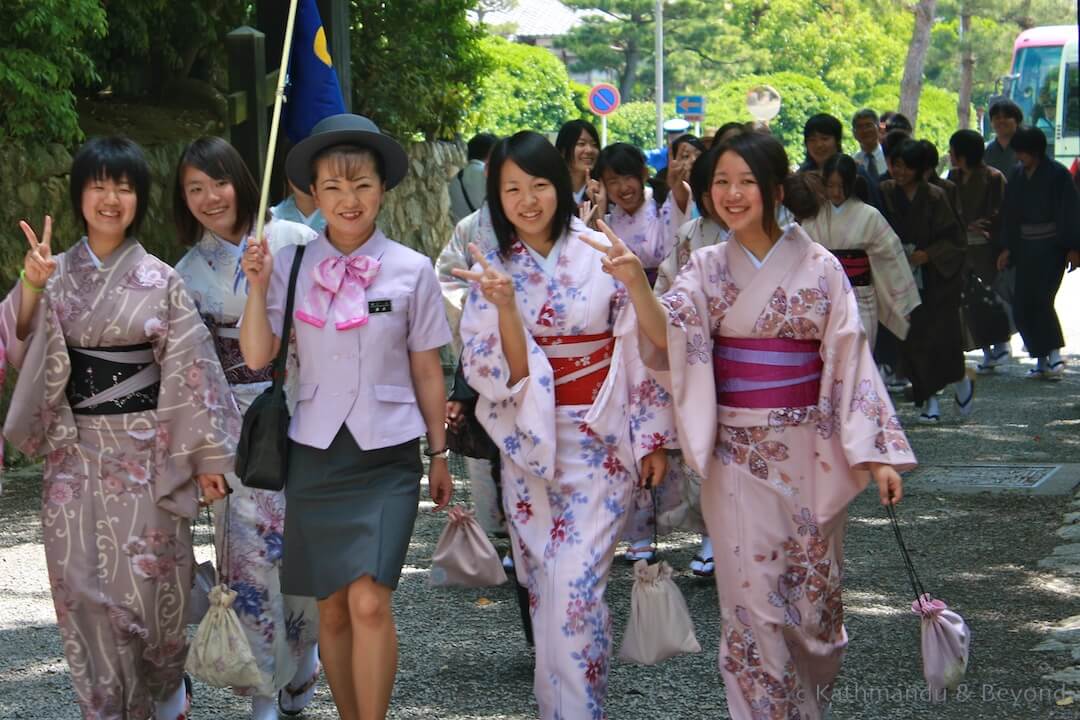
[
  {"xmin": 185, "ymin": 497, "xmax": 263, "ymax": 689},
  {"xmin": 429, "ymin": 505, "xmax": 508, "ymax": 588},
  {"xmin": 618, "ymin": 480, "xmax": 702, "ymax": 665},
  {"xmin": 888, "ymin": 504, "xmax": 971, "ymax": 700}
]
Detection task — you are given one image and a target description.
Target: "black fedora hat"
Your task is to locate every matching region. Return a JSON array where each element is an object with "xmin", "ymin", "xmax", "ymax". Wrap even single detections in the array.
[{"xmin": 285, "ymin": 113, "xmax": 408, "ymax": 191}]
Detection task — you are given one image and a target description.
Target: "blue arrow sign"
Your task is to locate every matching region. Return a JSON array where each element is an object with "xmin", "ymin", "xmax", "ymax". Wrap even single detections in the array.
[{"xmin": 675, "ymin": 95, "xmax": 705, "ymax": 117}]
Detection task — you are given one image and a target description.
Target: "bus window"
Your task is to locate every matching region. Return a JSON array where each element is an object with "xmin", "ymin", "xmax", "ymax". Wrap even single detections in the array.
[
  {"xmin": 1011, "ymin": 45, "xmax": 1064, "ymax": 124},
  {"xmin": 1065, "ymin": 62, "xmax": 1079, "ymax": 137}
]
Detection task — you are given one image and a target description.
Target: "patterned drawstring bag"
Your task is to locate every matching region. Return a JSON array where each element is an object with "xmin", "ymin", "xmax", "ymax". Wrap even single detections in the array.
[
  {"xmin": 618, "ymin": 481, "xmax": 702, "ymax": 665},
  {"xmin": 185, "ymin": 497, "xmax": 263, "ymax": 688},
  {"xmin": 429, "ymin": 505, "xmax": 508, "ymax": 587},
  {"xmin": 888, "ymin": 504, "xmax": 971, "ymax": 700}
]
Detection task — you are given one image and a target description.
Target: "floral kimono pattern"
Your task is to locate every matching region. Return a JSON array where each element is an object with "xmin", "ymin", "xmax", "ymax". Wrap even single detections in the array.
[
  {"xmin": 459, "ymin": 218, "xmax": 676, "ymax": 720},
  {"xmin": 647, "ymin": 225, "xmax": 916, "ymax": 720},
  {"xmin": 175, "ymin": 222, "xmax": 320, "ymax": 697},
  {"xmin": 0, "ymin": 238, "xmax": 242, "ymax": 720}
]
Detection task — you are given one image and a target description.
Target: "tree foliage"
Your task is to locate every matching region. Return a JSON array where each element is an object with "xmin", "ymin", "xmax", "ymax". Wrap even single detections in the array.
[
  {"xmin": 0, "ymin": 0, "xmax": 105, "ymax": 144},
  {"xmin": 351, "ymin": 0, "xmax": 490, "ymax": 140},
  {"xmin": 463, "ymin": 36, "xmax": 577, "ymax": 137}
]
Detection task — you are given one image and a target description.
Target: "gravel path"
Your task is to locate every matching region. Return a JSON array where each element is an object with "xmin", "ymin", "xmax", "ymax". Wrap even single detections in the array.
[{"xmin": 3, "ymin": 276, "xmax": 1080, "ymax": 719}]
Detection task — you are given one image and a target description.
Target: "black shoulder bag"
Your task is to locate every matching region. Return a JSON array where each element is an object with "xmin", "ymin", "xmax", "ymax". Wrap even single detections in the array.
[{"xmin": 235, "ymin": 244, "xmax": 306, "ymax": 491}]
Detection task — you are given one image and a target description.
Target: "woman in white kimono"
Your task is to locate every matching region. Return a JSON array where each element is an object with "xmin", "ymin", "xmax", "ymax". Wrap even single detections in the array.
[
  {"xmin": 172, "ymin": 137, "xmax": 322, "ymax": 719},
  {"xmin": 3, "ymin": 137, "xmax": 241, "ymax": 720},
  {"xmin": 555, "ymin": 119, "xmax": 601, "ymax": 206},
  {"xmin": 454, "ymin": 131, "xmax": 674, "ymax": 720},
  {"xmin": 586, "ymin": 132, "xmax": 914, "ymax": 720},
  {"xmin": 802, "ymin": 153, "xmax": 920, "ymax": 349},
  {"xmin": 588, "ymin": 141, "xmax": 688, "ymax": 562}
]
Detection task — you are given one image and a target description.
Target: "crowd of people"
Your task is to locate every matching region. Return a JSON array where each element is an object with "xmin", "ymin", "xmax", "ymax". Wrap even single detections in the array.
[{"xmin": 1, "ymin": 97, "xmax": 1076, "ymax": 720}]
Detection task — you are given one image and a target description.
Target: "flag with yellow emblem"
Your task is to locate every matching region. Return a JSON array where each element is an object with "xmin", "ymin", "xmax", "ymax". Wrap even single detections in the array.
[{"xmin": 284, "ymin": 0, "xmax": 347, "ymax": 143}]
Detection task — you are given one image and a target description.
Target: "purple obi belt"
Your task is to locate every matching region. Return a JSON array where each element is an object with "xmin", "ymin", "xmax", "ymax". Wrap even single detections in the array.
[{"xmin": 712, "ymin": 336, "xmax": 823, "ymax": 408}]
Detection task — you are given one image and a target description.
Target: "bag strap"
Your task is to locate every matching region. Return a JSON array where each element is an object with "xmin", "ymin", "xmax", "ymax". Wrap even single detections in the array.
[
  {"xmin": 648, "ymin": 476, "xmax": 660, "ymax": 563},
  {"xmin": 886, "ymin": 503, "xmax": 927, "ymax": 602},
  {"xmin": 270, "ymin": 244, "xmax": 307, "ymax": 395},
  {"xmin": 457, "ymin": 169, "xmax": 477, "ymax": 213}
]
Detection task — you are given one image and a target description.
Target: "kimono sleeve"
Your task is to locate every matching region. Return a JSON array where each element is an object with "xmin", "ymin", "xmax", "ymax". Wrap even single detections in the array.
[
  {"xmin": 265, "ymin": 243, "xmax": 300, "ymax": 339},
  {"xmin": 640, "ymin": 194, "xmax": 686, "ymax": 268},
  {"xmin": 458, "ymin": 263, "xmax": 557, "ymax": 480},
  {"xmin": 925, "ymin": 190, "xmax": 966, "ymax": 280},
  {"xmin": 1054, "ymin": 165, "xmax": 1080, "ymax": 251},
  {"xmin": 817, "ymin": 257, "xmax": 916, "ymax": 473},
  {"xmin": 641, "ymin": 250, "xmax": 719, "ymax": 478},
  {"xmin": 866, "ymin": 209, "xmax": 920, "ymax": 340},
  {"xmin": 153, "ymin": 271, "xmax": 242, "ymax": 518},
  {"xmin": 407, "ymin": 262, "xmax": 452, "ymax": 352}
]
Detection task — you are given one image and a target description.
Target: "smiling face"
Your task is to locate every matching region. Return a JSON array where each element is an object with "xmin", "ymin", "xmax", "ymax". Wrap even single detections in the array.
[
  {"xmin": 991, "ymin": 113, "xmax": 1019, "ymax": 143},
  {"xmin": 498, "ymin": 158, "xmax": 558, "ymax": 246},
  {"xmin": 710, "ymin": 150, "xmax": 769, "ymax": 234},
  {"xmin": 891, "ymin": 158, "xmax": 918, "ymax": 190},
  {"xmin": 601, "ymin": 169, "xmax": 646, "ymax": 214},
  {"xmin": 311, "ymin": 152, "xmax": 385, "ymax": 244},
  {"xmin": 571, "ymin": 130, "xmax": 599, "ymax": 180},
  {"xmin": 82, "ymin": 175, "xmax": 138, "ymax": 240},
  {"xmin": 853, "ymin": 117, "xmax": 879, "ymax": 153},
  {"xmin": 805, "ymin": 132, "xmax": 839, "ymax": 168},
  {"xmin": 182, "ymin": 166, "xmax": 240, "ymax": 242}
]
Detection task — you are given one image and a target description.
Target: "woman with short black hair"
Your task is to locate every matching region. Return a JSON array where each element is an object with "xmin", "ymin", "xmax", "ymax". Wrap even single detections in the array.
[
  {"xmin": 2, "ymin": 136, "xmax": 241, "ymax": 720},
  {"xmin": 554, "ymin": 119, "xmax": 600, "ymax": 205},
  {"xmin": 455, "ymin": 131, "xmax": 674, "ymax": 720}
]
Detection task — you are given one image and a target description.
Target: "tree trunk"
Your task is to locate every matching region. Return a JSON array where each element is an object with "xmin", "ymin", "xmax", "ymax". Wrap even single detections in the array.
[
  {"xmin": 621, "ymin": 38, "xmax": 639, "ymax": 103},
  {"xmin": 958, "ymin": 7, "xmax": 973, "ymax": 128},
  {"xmin": 899, "ymin": 0, "xmax": 937, "ymax": 129}
]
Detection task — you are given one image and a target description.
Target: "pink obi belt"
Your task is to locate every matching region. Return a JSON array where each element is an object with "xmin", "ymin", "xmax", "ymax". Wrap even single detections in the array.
[
  {"xmin": 831, "ymin": 249, "xmax": 872, "ymax": 286},
  {"xmin": 535, "ymin": 332, "xmax": 615, "ymax": 406},
  {"xmin": 712, "ymin": 336, "xmax": 822, "ymax": 408}
]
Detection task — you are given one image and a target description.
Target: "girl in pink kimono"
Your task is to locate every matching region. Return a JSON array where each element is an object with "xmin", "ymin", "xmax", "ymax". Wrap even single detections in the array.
[
  {"xmin": 173, "ymin": 137, "xmax": 321, "ymax": 720},
  {"xmin": 589, "ymin": 141, "xmax": 688, "ymax": 562},
  {"xmin": 2, "ymin": 137, "xmax": 241, "ymax": 720},
  {"xmin": 587, "ymin": 131, "xmax": 914, "ymax": 720},
  {"xmin": 454, "ymin": 131, "xmax": 674, "ymax": 720}
]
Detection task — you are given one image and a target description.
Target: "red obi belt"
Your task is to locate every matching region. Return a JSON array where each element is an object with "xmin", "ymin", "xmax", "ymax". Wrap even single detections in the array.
[
  {"xmin": 535, "ymin": 332, "xmax": 615, "ymax": 406},
  {"xmin": 712, "ymin": 336, "xmax": 822, "ymax": 408},
  {"xmin": 831, "ymin": 249, "xmax": 872, "ymax": 287}
]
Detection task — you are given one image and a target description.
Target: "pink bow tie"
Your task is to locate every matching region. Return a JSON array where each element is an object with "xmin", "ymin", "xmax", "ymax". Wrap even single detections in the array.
[{"xmin": 296, "ymin": 254, "xmax": 381, "ymax": 330}]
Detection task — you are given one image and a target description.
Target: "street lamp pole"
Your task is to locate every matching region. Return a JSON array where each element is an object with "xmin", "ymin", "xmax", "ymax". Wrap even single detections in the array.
[{"xmin": 655, "ymin": 0, "xmax": 664, "ymax": 149}]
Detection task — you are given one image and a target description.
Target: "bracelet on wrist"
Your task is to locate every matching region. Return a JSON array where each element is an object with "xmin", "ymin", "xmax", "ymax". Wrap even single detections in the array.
[
  {"xmin": 423, "ymin": 446, "xmax": 449, "ymax": 458},
  {"xmin": 19, "ymin": 269, "xmax": 44, "ymax": 293}
]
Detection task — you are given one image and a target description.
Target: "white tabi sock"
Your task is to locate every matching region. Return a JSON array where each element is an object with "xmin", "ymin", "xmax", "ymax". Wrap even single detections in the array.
[
  {"xmin": 290, "ymin": 643, "xmax": 320, "ymax": 689},
  {"xmin": 154, "ymin": 680, "xmax": 186, "ymax": 720},
  {"xmin": 926, "ymin": 396, "xmax": 941, "ymax": 417},
  {"xmin": 1049, "ymin": 348, "xmax": 1062, "ymax": 365},
  {"xmin": 992, "ymin": 342, "xmax": 1010, "ymax": 357},
  {"xmin": 954, "ymin": 376, "xmax": 972, "ymax": 399},
  {"xmin": 1037, "ymin": 356, "xmax": 1048, "ymax": 371},
  {"xmin": 252, "ymin": 695, "xmax": 277, "ymax": 720}
]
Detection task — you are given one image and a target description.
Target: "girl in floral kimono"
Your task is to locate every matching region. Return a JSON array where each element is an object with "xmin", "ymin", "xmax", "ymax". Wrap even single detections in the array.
[
  {"xmin": 1, "ymin": 137, "xmax": 241, "ymax": 720},
  {"xmin": 555, "ymin": 119, "xmax": 600, "ymax": 206},
  {"xmin": 172, "ymin": 137, "xmax": 321, "ymax": 720},
  {"xmin": 587, "ymin": 131, "xmax": 913, "ymax": 720},
  {"xmin": 454, "ymin": 131, "xmax": 674, "ymax": 720},
  {"xmin": 588, "ymin": 141, "xmax": 687, "ymax": 562},
  {"xmin": 802, "ymin": 153, "xmax": 921, "ymax": 349}
]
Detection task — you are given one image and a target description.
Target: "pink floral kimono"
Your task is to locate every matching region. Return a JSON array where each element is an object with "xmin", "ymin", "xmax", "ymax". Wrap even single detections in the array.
[
  {"xmin": 459, "ymin": 218, "xmax": 676, "ymax": 720},
  {"xmin": 647, "ymin": 225, "xmax": 916, "ymax": 719},
  {"xmin": 0, "ymin": 238, "xmax": 241, "ymax": 719}
]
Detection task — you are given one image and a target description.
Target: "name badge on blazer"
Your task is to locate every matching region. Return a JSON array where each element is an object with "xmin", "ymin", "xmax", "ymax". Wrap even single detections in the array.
[{"xmin": 368, "ymin": 299, "xmax": 393, "ymax": 314}]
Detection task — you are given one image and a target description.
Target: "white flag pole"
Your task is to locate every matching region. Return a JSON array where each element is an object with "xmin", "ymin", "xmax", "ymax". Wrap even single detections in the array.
[{"xmin": 254, "ymin": 0, "xmax": 302, "ymax": 247}]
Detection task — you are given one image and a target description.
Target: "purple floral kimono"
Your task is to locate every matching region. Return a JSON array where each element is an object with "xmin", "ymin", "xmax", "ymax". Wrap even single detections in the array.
[
  {"xmin": 647, "ymin": 225, "xmax": 917, "ymax": 720},
  {"xmin": 1, "ymin": 238, "xmax": 241, "ymax": 719}
]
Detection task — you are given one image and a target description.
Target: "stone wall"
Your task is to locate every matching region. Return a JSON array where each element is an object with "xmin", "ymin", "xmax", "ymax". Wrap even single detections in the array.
[{"xmin": 0, "ymin": 137, "xmax": 466, "ymax": 295}]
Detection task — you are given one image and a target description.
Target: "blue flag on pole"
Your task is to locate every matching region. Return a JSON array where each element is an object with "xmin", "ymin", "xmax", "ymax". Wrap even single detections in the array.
[{"xmin": 284, "ymin": 0, "xmax": 347, "ymax": 143}]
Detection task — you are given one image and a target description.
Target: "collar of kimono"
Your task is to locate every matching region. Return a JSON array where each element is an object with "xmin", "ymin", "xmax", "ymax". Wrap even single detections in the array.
[
  {"xmin": 722, "ymin": 224, "xmax": 814, "ymax": 337},
  {"xmin": 295, "ymin": 230, "xmax": 386, "ymax": 330},
  {"xmin": 74, "ymin": 236, "xmax": 141, "ymax": 273}
]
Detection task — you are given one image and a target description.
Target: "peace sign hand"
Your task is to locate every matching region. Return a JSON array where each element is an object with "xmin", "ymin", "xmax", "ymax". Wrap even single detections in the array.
[
  {"xmin": 578, "ymin": 219, "xmax": 648, "ymax": 291},
  {"xmin": 450, "ymin": 243, "xmax": 516, "ymax": 310},
  {"xmin": 20, "ymin": 216, "xmax": 57, "ymax": 290}
]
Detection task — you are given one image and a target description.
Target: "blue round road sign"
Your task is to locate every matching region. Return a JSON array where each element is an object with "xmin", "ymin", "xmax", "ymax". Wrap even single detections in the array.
[{"xmin": 588, "ymin": 83, "xmax": 621, "ymax": 116}]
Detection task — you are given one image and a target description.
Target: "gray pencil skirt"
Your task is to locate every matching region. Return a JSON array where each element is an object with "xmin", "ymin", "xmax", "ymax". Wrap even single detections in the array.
[{"xmin": 281, "ymin": 428, "xmax": 422, "ymax": 599}]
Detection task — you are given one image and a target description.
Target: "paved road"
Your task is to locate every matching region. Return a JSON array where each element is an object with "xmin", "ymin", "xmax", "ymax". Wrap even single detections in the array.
[{"xmin": 2, "ymin": 275, "xmax": 1080, "ymax": 719}]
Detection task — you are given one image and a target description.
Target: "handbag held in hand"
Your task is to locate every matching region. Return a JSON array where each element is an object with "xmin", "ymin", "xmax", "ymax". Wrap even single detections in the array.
[
  {"xmin": 429, "ymin": 506, "xmax": 508, "ymax": 587},
  {"xmin": 235, "ymin": 245, "xmax": 306, "ymax": 491}
]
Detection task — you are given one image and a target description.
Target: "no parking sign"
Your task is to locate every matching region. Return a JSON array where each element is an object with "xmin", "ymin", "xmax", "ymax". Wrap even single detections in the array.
[{"xmin": 588, "ymin": 83, "xmax": 620, "ymax": 146}]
